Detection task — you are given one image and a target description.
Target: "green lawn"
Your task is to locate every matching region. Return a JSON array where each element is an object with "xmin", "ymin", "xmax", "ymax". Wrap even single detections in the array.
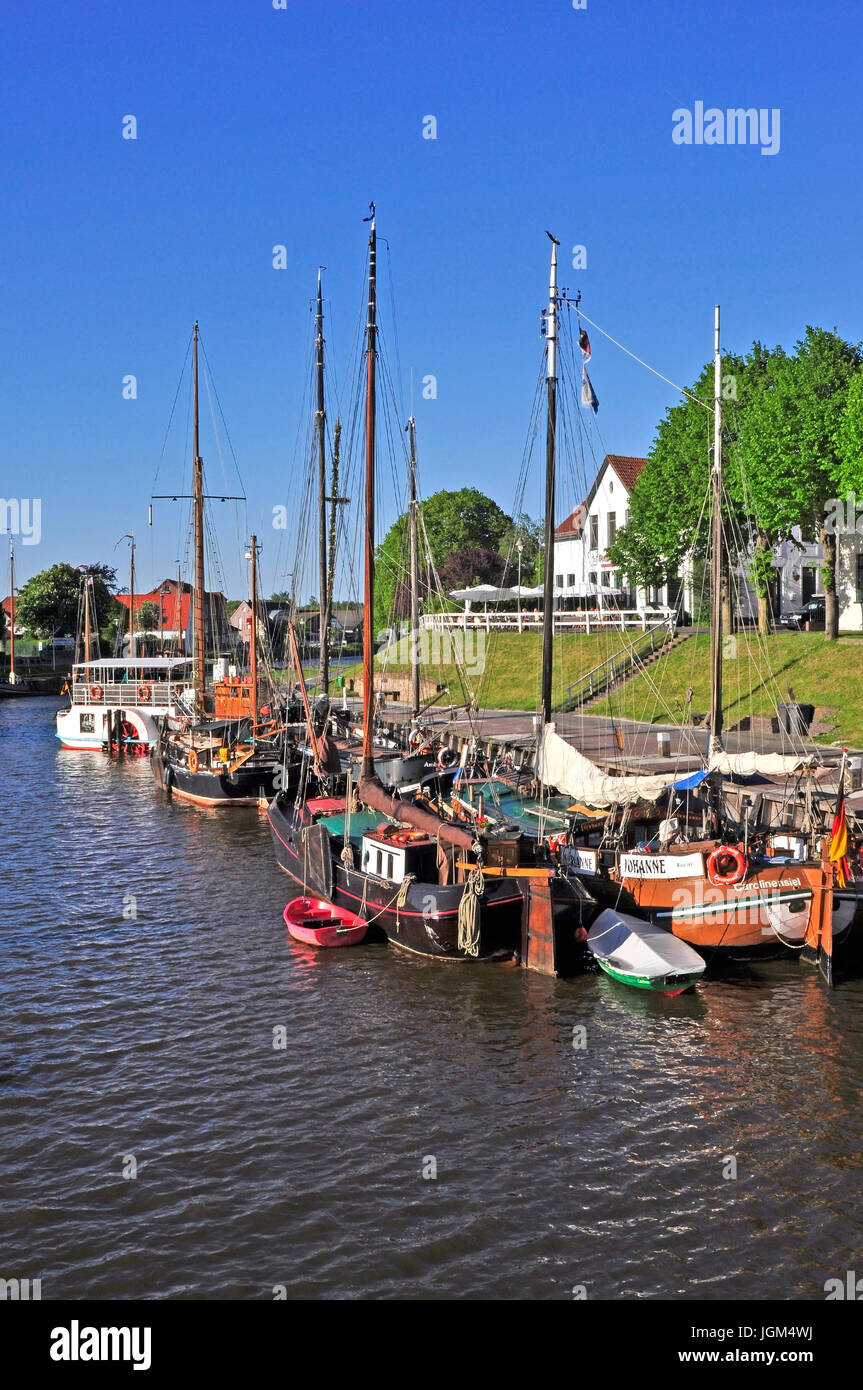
[
  {"xmin": 347, "ymin": 631, "xmax": 638, "ymax": 711},
  {"xmin": 589, "ymin": 632, "xmax": 863, "ymax": 745}
]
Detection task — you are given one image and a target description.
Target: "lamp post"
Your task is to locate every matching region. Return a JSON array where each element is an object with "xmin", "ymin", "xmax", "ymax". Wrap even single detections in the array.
[{"xmin": 516, "ymin": 537, "xmax": 524, "ymax": 633}]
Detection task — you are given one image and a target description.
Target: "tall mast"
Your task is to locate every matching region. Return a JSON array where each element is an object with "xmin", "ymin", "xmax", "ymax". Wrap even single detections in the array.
[
  {"xmin": 192, "ymin": 322, "xmax": 206, "ymax": 711},
  {"xmin": 128, "ymin": 536, "xmax": 135, "ymax": 661},
  {"xmin": 8, "ymin": 540, "xmax": 15, "ymax": 683},
  {"xmin": 315, "ymin": 269, "xmax": 329, "ymax": 697},
  {"xmin": 708, "ymin": 305, "xmax": 723, "ymax": 756},
  {"xmin": 408, "ymin": 415, "xmax": 420, "ymax": 718},
  {"xmin": 249, "ymin": 534, "xmax": 258, "ymax": 731},
  {"xmin": 540, "ymin": 233, "xmax": 559, "ymax": 726},
  {"xmin": 361, "ymin": 205, "xmax": 377, "ymax": 777},
  {"xmin": 83, "ymin": 572, "xmax": 91, "ymax": 665}
]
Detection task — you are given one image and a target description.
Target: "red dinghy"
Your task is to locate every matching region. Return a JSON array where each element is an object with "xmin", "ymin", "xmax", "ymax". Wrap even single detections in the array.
[{"xmin": 283, "ymin": 897, "xmax": 368, "ymax": 948}]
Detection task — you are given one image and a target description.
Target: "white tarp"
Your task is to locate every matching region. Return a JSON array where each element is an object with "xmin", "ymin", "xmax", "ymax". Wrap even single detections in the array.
[
  {"xmin": 538, "ymin": 723, "xmax": 673, "ymax": 808},
  {"xmin": 707, "ymin": 751, "xmax": 812, "ymax": 777}
]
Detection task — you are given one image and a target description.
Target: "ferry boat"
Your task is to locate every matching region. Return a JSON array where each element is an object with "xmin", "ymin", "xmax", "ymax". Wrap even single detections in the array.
[{"xmin": 56, "ymin": 657, "xmax": 193, "ymax": 751}]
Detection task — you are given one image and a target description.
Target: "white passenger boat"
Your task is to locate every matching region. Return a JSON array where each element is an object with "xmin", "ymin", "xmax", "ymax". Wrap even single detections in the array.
[{"xmin": 56, "ymin": 657, "xmax": 193, "ymax": 751}]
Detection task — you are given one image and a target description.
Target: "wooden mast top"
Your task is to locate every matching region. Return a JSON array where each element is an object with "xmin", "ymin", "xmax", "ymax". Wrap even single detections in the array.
[
  {"xmin": 315, "ymin": 269, "xmax": 330, "ymax": 699},
  {"xmin": 249, "ymin": 534, "xmax": 258, "ymax": 731},
  {"xmin": 361, "ymin": 206, "xmax": 377, "ymax": 777},
  {"xmin": 192, "ymin": 323, "xmax": 206, "ymax": 713}
]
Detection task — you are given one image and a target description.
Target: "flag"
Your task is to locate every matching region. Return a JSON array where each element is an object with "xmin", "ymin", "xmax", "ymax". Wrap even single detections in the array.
[
  {"xmin": 581, "ymin": 366, "xmax": 599, "ymax": 415},
  {"xmin": 578, "ymin": 327, "xmax": 591, "ymax": 359},
  {"xmin": 829, "ymin": 782, "xmax": 850, "ymax": 889}
]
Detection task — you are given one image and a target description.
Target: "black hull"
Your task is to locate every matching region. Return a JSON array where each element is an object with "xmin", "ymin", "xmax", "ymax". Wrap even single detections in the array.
[
  {"xmin": 267, "ymin": 794, "xmax": 522, "ymax": 959},
  {"xmin": 153, "ymin": 752, "xmax": 280, "ymax": 806}
]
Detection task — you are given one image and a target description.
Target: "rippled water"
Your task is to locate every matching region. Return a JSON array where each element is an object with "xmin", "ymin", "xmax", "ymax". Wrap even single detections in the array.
[{"xmin": 2, "ymin": 696, "xmax": 862, "ymax": 1300}]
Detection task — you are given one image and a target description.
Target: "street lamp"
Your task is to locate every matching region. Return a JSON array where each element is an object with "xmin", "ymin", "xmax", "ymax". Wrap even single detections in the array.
[{"xmin": 516, "ymin": 537, "xmax": 524, "ymax": 633}]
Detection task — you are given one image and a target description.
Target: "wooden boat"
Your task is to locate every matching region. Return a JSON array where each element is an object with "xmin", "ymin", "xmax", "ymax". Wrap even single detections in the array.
[
  {"xmin": 150, "ymin": 324, "xmax": 290, "ymax": 807},
  {"xmin": 587, "ymin": 906, "xmax": 706, "ymax": 994},
  {"xmin": 283, "ymin": 896, "xmax": 368, "ymax": 947}
]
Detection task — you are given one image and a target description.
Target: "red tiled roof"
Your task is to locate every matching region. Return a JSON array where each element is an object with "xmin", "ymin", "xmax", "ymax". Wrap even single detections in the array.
[
  {"xmin": 1, "ymin": 594, "xmax": 16, "ymax": 619},
  {"xmin": 115, "ymin": 585, "xmax": 191, "ymax": 631},
  {"xmin": 606, "ymin": 455, "xmax": 647, "ymax": 491},
  {"xmin": 554, "ymin": 504, "xmax": 585, "ymax": 539}
]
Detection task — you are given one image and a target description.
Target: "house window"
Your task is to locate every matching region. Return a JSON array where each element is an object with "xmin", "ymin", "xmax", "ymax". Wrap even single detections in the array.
[
  {"xmin": 857, "ymin": 552, "xmax": 863, "ymax": 603},
  {"xmin": 566, "ymin": 573, "xmax": 575, "ymax": 586},
  {"xmin": 601, "ymin": 572, "xmax": 611, "ymax": 587},
  {"xmin": 607, "ymin": 513, "xmax": 617, "ymax": 546},
  {"xmin": 588, "ymin": 571, "xmax": 598, "ymax": 588},
  {"xmin": 590, "ymin": 515, "xmax": 599, "ymax": 550},
  {"xmin": 555, "ymin": 574, "xmax": 564, "ymax": 587}
]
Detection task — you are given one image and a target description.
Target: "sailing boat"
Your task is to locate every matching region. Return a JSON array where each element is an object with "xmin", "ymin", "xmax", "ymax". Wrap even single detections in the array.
[
  {"xmin": 538, "ymin": 306, "xmax": 842, "ymax": 981},
  {"xmin": 152, "ymin": 324, "xmax": 292, "ymax": 807},
  {"xmin": 267, "ymin": 208, "xmax": 587, "ymax": 960}
]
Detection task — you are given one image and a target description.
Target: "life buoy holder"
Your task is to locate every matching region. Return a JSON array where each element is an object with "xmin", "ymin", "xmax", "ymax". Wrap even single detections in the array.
[
  {"xmin": 137, "ymin": 684, "xmax": 151, "ymax": 703},
  {"xmin": 706, "ymin": 845, "xmax": 747, "ymax": 886},
  {"xmin": 89, "ymin": 684, "xmax": 103, "ymax": 702},
  {"xmin": 437, "ymin": 747, "xmax": 456, "ymax": 770},
  {"xmin": 188, "ymin": 749, "xmax": 199, "ymax": 774}
]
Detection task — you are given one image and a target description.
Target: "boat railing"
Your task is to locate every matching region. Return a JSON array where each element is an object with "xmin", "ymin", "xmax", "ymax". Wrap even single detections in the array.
[
  {"xmin": 71, "ymin": 681, "xmax": 179, "ymax": 708},
  {"xmin": 559, "ymin": 619, "xmax": 677, "ymax": 711}
]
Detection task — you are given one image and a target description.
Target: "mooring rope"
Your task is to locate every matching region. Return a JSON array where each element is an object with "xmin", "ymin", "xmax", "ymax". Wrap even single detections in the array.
[{"xmin": 457, "ymin": 863, "xmax": 485, "ymax": 958}]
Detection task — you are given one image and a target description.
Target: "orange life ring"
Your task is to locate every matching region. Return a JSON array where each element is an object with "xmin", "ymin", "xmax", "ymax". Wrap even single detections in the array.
[
  {"xmin": 137, "ymin": 683, "xmax": 151, "ymax": 703},
  {"xmin": 89, "ymin": 684, "xmax": 103, "ymax": 702},
  {"xmin": 706, "ymin": 845, "xmax": 747, "ymax": 886},
  {"xmin": 188, "ymin": 749, "xmax": 199, "ymax": 774}
]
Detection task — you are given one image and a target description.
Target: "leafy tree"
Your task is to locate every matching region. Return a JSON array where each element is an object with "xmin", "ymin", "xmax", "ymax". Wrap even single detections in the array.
[
  {"xmin": 436, "ymin": 547, "xmax": 506, "ymax": 594},
  {"xmin": 836, "ymin": 367, "xmax": 863, "ymax": 502},
  {"xmin": 375, "ymin": 487, "xmax": 512, "ymax": 630},
  {"xmin": 136, "ymin": 601, "xmax": 161, "ymax": 632},
  {"xmin": 17, "ymin": 563, "xmax": 119, "ymax": 639}
]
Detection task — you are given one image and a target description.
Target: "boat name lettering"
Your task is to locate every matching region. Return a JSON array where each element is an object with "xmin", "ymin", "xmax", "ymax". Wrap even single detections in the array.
[{"xmin": 619, "ymin": 851, "xmax": 705, "ymax": 880}]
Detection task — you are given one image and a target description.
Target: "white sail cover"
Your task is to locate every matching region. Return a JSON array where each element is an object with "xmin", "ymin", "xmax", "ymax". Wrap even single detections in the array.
[
  {"xmin": 538, "ymin": 723, "xmax": 672, "ymax": 807},
  {"xmin": 706, "ymin": 751, "xmax": 813, "ymax": 777},
  {"xmin": 538, "ymin": 723, "xmax": 812, "ymax": 808}
]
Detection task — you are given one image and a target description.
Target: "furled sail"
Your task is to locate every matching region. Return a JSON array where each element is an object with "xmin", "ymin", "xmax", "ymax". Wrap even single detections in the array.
[
  {"xmin": 538, "ymin": 723, "xmax": 672, "ymax": 808},
  {"xmin": 358, "ymin": 774, "xmax": 475, "ymax": 850},
  {"xmin": 706, "ymin": 750, "xmax": 813, "ymax": 777}
]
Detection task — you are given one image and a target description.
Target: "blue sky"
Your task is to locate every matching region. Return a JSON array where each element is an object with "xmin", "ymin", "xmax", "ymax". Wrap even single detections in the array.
[{"xmin": 2, "ymin": 0, "xmax": 859, "ymax": 601}]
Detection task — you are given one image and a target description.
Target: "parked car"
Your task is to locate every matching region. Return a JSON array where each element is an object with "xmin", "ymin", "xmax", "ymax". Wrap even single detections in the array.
[{"xmin": 780, "ymin": 597, "xmax": 826, "ymax": 631}]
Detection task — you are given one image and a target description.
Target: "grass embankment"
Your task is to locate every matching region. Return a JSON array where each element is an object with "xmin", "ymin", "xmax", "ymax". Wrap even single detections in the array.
[
  {"xmin": 589, "ymin": 632, "xmax": 863, "ymax": 746},
  {"xmin": 346, "ymin": 631, "xmax": 635, "ymax": 712}
]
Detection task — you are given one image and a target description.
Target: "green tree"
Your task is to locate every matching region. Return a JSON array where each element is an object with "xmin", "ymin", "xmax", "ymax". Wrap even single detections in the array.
[
  {"xmin": 836, "ymin": 366, "xmax": 863, "ymax": 502},
  {"xmin": 17, "ymin": 563, "xmax": 119, "ymax": 640},
  {"xmin": 136, "ymin": 601, "xmax": 161, "ymax": 632},
  {"xmin": 375, "ymin": 487, "xmax": 512, "ymax": 631}
]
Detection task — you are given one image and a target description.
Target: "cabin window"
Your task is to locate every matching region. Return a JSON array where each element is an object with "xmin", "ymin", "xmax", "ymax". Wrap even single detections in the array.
[
  {"xmin": 80, "ymin": 713, "xmax": 94, "ymax": 733},
  {"xmin": 386, "ymin": 853, "xmax": 394, "ymax": 879},
  {"xmin": 590, "ymin": 515, "xmax": 599, "ymax": 550}
]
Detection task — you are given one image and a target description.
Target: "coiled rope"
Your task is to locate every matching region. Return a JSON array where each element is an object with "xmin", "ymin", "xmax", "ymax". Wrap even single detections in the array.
[{"xmin": 457, "ymin": 863, "xmax": 485, "ymax": 958}]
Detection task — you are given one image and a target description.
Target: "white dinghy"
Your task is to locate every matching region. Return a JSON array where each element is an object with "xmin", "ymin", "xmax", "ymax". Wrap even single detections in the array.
[{"xmin": 587, "ymin": 908, "xmax": 706, "ymax": 995}]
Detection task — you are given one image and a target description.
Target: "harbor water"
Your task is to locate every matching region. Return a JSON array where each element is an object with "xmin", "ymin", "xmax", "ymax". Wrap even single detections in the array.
[{"xmin": 2, "ymin": 695, "xmax": 862, "ymax": 1300}]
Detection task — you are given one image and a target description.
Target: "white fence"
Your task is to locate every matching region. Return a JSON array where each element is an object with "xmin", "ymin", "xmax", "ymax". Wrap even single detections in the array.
[{"xmin": 422, "ymin": 609, "xmax": 676, "ymax": 635}]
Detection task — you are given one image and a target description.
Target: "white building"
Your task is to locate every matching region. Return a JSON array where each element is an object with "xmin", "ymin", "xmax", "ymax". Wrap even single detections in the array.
[
  {"xmin": 553, "ymin": 455, "xmax": 681, "ymax": 612},
  {"xmin": 555, "ymin": 454, "xmax": 863, "ymax": 630}
]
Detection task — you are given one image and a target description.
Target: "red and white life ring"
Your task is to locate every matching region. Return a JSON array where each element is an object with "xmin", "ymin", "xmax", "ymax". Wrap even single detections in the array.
[
  {"xmin": 437, "ymin": 747, "xmax": 456, "ymax": 770},
  {"xmin": 706, "ymin": 845, "xmax": 747, "ymax": 887}
]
